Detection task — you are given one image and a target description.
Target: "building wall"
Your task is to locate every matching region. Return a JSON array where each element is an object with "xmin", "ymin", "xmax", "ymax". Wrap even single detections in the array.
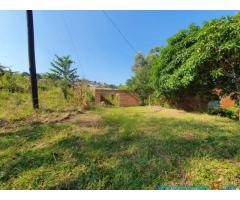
[
  {"xmin": 119, "ymin": 92, "xmax": 140, "ymax": 106},
  {"xmin": 95, "ymin": 88, "xmax": 236, "ymax": 109},
  {"xmin": 95, "ymin": 88, "xmax": 141, "ymax": 107},
  {"xmin": 166, "ymin": 94, "xmax": 235, "ymax": 111}
]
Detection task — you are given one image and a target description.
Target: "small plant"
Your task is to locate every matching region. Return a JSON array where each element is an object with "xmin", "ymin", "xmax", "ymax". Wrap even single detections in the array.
[
  {"xmin": 0, "ymin": 71, "xmax": 23, "ymax": 93},
  {"xmin": 103, "ymin": 94, "xmax": 120, "ymax": 106}
]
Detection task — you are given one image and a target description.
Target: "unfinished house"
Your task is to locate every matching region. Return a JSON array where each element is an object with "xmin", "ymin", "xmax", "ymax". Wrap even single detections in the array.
[{"xmin": 94, "ymin": 88, "xmax": 141, "ymax": 107}]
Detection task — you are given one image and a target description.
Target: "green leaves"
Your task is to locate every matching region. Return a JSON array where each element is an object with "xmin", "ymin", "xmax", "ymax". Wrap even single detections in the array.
[
  {"xmin": 127, "ymin": 50, "xmax": 158, "ymax": 104},
  {"xmin": 150, "ymin": 12, "xmax": 240, "ymax": 101},
  {"xmin": 50, "ymin": 55, "xmax": 79, "ymax": 100},
  {"xmin": 211, "ymin": 69, "xmax": 223, "ymax": 79},
  {"xmin": 50, "ymin": 55, "xmax": 79, "ymax": 84}
]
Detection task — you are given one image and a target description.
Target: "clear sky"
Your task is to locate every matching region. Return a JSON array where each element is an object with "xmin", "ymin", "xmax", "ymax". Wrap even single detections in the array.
[{"xmin": 0, "ymin": 10, "xmax": 238, "ymax": 85}]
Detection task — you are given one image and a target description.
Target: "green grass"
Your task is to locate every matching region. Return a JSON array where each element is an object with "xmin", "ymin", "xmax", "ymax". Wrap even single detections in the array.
[{"xmin": 0, "ymin": 99, "xmax": 240, "ymax": 189}]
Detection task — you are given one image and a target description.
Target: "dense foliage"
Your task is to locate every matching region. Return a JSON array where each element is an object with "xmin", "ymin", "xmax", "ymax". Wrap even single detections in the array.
[
  {"xmin": 148, "ymin": 13, "xmax": 240, "ymax": 118},
  {"xmin": 151, "ymin": 14, "xmax": 240, "ymax": 101}
]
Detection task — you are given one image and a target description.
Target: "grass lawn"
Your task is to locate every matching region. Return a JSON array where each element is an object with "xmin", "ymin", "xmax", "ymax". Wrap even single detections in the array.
[{"xmin": 0, "ymin": 102, "xmax": 240, "ymax": 189}]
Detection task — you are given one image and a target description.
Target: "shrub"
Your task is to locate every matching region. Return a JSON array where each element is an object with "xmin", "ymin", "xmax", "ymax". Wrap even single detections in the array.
[
  {"xmin": 104, "ymin": 94, "xmax": 120, "ymax": 106},
  {"xmin": 71, "ymin": 82, "xmax": 94, "ymax": 110},
  {"xmin": 0, "ymin": 72, "xmax": 23, "ymax": 93},
  {"xmin": 147, "ymin": 93, "xmax": 173, "ymax": 108},
  {"xmin": 208, "ymin": 107, "xmax": 238, "ymax": 120}
]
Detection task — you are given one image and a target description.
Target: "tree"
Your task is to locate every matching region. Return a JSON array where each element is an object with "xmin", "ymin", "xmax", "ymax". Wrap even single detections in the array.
[
  {"xmin": 127, "ymin": 50, "xmax": 160, "ymax": 104},
  {"xmin": 127, "ymin": 67, "xmax": 152, "ymax": 104},
  {"xmin": 198, "ymin": 14, "xmax": 240, "ymax": 119},
  {"xmin": 151, "ymin": 13, "xmax": 240, "ymax": 119},
  {"xmin": 50, "ymin": 55, "xmax": 79, "ymax": 99},
  {"xmin": 132, "ymin": 52, "xmax": 147, "ymax": 73}
]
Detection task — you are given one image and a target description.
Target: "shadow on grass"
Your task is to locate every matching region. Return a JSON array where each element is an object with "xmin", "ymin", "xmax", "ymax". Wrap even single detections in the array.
[{"xmin": 0, "ymin": 114, "xmax": 239, "ymax": 189}]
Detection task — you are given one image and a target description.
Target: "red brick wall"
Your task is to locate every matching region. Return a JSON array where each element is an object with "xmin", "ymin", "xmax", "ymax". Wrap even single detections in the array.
[
  {"xmin": 95, "ymin": 88, "xmax": 141, "ymax": 107},
  {"xmin": 167, "ymin": 94, "xmax": 235, "ymax": 111},
  {"xmin": 119, "ymin": 93, "xmax": 140, "ymax": 106}
]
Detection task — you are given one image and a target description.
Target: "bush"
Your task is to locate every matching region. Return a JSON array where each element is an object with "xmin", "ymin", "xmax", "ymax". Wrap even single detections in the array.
[
  {"xmin": 147, "ymin": 93, "xmax": 173, "ymax": 108},
  {"xmin": 71, "ymin": 82, "xmax": 94, "ymax": 110},
  {"xmin": 208, "ymin": 107, "xmax": 238, "ymax": 120},
  {"xmin": 104, "ymin": 94, "xmax": 120, "ymax": 106},
  {"xmin": 0, "ymin": 72, "xmax": 24, "ymax": 93}
]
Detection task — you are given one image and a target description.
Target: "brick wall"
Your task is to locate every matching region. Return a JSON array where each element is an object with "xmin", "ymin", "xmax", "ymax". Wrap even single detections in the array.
[
  {"xmin": 119, "ymin": 92, "xmax": 140, "ymax": 106},
  {"xmin": 95, "ymin": 88, "xmax": 141, "ymax": 106},
  {"xmin": 169, "ymin": 94, "xmax": 235, "ymax": 111}
]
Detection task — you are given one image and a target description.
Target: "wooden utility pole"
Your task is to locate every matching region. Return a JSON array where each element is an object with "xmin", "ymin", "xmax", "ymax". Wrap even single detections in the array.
[{"xmin": 26, "ymin": 10, "xmax": 39, "ymax": 109}]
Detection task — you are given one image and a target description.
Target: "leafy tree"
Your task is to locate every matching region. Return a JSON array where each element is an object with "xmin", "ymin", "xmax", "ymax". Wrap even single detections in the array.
[
  {"xmin": 127, "ymin": 50, "xmax": 160, "ymax": 104},
  {"xmin": 151, "ymin": 13, "xmax": 240, "ymax": 119},
  {"xmin": 50, "ymin": 55, "xmax": 79, "ymax": 99},
  {"xmin": 131, "ymin": 52, "xmax": 147, "ymax": 73},
  {"xmin": 199, "ymin": 14, "xmax": 240, "ymax": 119}
]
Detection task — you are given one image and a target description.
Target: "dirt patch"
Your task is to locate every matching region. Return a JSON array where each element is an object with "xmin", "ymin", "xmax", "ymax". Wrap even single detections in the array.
[
  {"xmin": 0, "ymin": 119, "xmax": 7, "ymax": 127},
  {"xmin": 0, "ymin": 110, "xmax": 84, "ymax": 131},
  {"xmin": 178, "ymin": 132, "xmax": 195, "ymax": 141},
  {"xmin": 147, "ymin": 106, "xmax": 164, "ymax": 112},
  {"xmin": 39, "ymin": 111, "xmax": 83, "ymax": 124},
  {"xmin": 70, "ymin": 113, "xmax": 101, "ymax": 129}
]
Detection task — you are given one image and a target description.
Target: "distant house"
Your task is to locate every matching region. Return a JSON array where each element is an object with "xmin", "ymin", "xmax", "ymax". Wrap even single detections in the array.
[{"xmin": 94, "ymin": 88, "xmax": 141, "ymax": 107}]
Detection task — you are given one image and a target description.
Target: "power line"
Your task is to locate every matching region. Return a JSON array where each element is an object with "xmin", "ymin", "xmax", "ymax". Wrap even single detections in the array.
[
  {"xmin": 102, "ymin": 11, "xmax": 137, "ymax": 54},
  {"xmin": 60, "ymin": 13, "xmax": 85, "ymax": 79}
]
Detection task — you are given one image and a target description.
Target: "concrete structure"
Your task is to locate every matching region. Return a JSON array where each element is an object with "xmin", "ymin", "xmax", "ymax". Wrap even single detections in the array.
[
  {"xmin": 94, "ymin": 87, "xmax": 235, "ymax": 109},
  {"xmin": 94, "ymin": 88, "xmax": 141, "ymax": 107}
]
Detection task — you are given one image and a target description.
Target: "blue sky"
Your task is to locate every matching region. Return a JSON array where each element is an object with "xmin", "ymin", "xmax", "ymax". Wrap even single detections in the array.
[{"xmin": 0, "ymin": 10, "xmax": 238, "ymax": 85}]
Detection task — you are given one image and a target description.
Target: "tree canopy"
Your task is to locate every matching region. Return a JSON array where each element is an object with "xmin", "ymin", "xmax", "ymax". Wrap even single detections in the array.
[
  {"xmin": 150, "ymin": 13, "xmax": 240, "ymax": 103},
  {"xmin": 127, "ymin": 48, "xmax": 160, "ymax": 104}
]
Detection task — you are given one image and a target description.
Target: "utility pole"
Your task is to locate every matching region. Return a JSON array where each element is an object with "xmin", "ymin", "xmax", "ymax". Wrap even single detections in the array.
[{"xmin": 26, "ymin": 10, "xmax": 39, "ymax": 109}]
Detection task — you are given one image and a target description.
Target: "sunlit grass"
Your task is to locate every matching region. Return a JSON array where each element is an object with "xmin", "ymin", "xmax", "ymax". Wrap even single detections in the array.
[{"xmin": 0, "ymin": 103, "xmax": 240, "ymax": 189}]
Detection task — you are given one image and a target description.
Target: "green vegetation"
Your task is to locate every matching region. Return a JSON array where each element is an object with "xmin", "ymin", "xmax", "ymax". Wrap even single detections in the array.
[
  {"xmin": 0, "ymin": 105, "xmax": 240, "ymax": 189},
  {"xmin": 208, "ymin": 107, "xmax": 239, "ymax": 120},
  {"xmin": 151, "ymin": 14, "xmax": 240, "ymax": 106},
  {"xmin": 0, "ymin": 70, "xmax": 93, "ymax": 122},
  {"xmin": 1, "ymin": 13, "xmax": 240, "ymax": 189},
  {"xmin": 127, "ymin": 13, "xmax": 240, "ymax": 120},
  {"xmin": 127, "ymin": 48, "xmax": 160, "ymax": 104},
  {"xmin": 50, "ymin": 55, "xmax": 79, "ymax": 100}
]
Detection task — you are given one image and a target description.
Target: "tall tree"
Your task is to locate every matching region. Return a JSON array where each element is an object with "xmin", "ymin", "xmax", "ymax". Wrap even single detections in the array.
[
  {"xmin": 50, "ymin": 55, "xmax": 78, "ymax": 99},
  {"xmin": 131, "ymin": 52, "xmax": 146, "ymax": 73},
  {"xmin": 127, "ymin": 49, "xmax": 160, "ymax": 104}
]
